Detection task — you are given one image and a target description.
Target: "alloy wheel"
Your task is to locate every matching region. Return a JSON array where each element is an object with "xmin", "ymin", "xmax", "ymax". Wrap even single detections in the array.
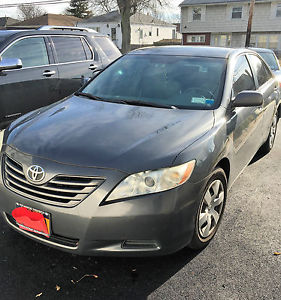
[{"xmin": 198, "ymin": 180, "xmax": 225, "ymax": 238}]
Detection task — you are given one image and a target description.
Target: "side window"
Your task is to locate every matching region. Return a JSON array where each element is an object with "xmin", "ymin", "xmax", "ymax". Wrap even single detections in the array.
[
  {"xmin": 81, "ymin": 38, "xmax": 93, "ymax": 60},
  {"xmin": 2, "ymin": 37, "xmax": 49, "ymax": 68},
  {"xmin": 52, "ymin": 36, "xmax": 87, "ymax": 63},
  {"xmin": 94, "ymin": 37, "xmax": 121, "ymax": 60},
  {"xmin": 233, "ymin": 55, "xmax": 256, "ymax": 97},
  {"xmin": 248, "ymin": 55, "xmax": 272, "ymax": 87}
]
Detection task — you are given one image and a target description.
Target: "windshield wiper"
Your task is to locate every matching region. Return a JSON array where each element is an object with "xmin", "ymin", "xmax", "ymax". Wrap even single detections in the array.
[
  {"xmin": 75, "ymin": 93, "xmax": 177, "ymax": 109},
  {"xmin": 74, "ymin": 92, "xmax": 106, "ymax": 101},
  {"xmin": 118, "ymin": 99, "xmax": 177, "ymax": 109}
]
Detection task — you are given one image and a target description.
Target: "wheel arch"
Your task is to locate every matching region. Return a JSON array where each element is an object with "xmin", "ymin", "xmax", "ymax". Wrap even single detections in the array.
[{"xmin": 215, "ymin": 157, "xmax": 230, "ymax": 182}]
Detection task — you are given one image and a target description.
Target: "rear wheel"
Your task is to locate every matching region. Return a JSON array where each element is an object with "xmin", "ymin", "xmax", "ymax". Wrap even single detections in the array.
[
  {"xmin": 261, "ymin": 112, "xmax": 278, "ymax": 154},
  {"xmin": 188, "ymin": 168, "xmax": 227, "ymax": 250}
]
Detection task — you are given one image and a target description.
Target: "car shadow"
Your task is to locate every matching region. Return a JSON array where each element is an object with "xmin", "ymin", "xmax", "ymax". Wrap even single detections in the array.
[
  {"xmin": 249, "ymin": 148, "xmax": 267, "ymax": 165},
  {"xmin": 0, "ymin": 221, "xmax": 202, "ymax": 299}
]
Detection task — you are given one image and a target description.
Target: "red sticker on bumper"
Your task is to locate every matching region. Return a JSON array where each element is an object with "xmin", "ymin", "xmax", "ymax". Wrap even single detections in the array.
[{"xmin": 12, "ymin": 207, "xmax": 50, "ymax": 237}]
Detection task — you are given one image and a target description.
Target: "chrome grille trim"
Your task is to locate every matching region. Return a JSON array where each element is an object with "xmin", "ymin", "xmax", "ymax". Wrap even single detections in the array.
[{"xmin": 3, "ymin": 155, "xmax": 105, "ymax": 206}]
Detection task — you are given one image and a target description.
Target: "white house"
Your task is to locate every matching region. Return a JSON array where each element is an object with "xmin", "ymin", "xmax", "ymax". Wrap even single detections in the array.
[
  {"xmin": 180, "ymin": 0, "xmax": 281, "ymax": 54},
  {"xmin": 79, "ymin": 10, "xmax": 179, "ymax": 49}
]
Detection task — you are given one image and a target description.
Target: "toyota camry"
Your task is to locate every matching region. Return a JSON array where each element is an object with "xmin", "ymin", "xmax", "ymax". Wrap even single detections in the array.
[{"xmin": 0, "ymin": 46, "xmax": 279, "ymax": 256}]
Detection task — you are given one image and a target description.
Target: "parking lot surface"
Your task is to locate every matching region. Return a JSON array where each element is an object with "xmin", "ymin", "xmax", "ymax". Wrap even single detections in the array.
[{"xmin": 0, "ymin": 128, "xmax": 280, "ymax": 300}]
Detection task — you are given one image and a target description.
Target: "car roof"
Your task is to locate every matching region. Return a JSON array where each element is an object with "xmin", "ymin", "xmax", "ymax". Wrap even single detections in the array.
[
  {"xmin": 249, "ymin": 47, "xmax": 275, "ymax": 54},
  {"xmin": 0, "ymin": 27, "xmax": 107, "ymax": 38},
  {"xmin": 129, "ymin": 46, "xmax": 252, "ymax": 59}
]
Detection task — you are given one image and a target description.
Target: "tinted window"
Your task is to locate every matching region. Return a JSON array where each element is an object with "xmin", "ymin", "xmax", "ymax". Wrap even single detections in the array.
[
  {"xmin": 83, "ymin": 55, "xmax": 226, "ymax": 110},
  {"xmin": 248, "ymin": 55, "xmax": 272, "ymax": 87},
  {"xmin": 81, "ymin": 38, "xmax": 93, "ymax": 60},
  {"xmin": 2, "ymin": 37, "xmax": 49, "ymax": 68},
  {"xmin": 233, "ymin": 56, "xmax": 255, "ymax": 97},
  {"xmin": 94, "ymin": 37, "xmax": 121, "ymax": 60},
  {"xmin": 52, "ymin": 36, "xmax": 87, "ymax": 63},
  {"xmin": 257, "ymin": 52, "xmax": 279, "ymax": 71}
]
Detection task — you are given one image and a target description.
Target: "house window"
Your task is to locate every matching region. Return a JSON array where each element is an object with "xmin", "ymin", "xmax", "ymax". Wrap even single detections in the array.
[
  {"xmin": 172, "ymin": 29, "xmax": 176, "ymax": 39},
  {"xmin": 268, "ymin": 35, "xmax": 279, "ymax": 49},
  {"xmin": 192, "ymin": 7, "xmax": 202, "ymax": 21},
  {"xmin": 187, "ymin": 35, "xmax": 205, "ymax": 43},
  {"xmin": 213, "ymin": 34, "xmax": 231, "ymax": 47},
  {"xmin": 232, "ymin": 7, "xmax": 242, "ymax": 19},
  {"xmin": 139, "ymin": 29, "xmax": 143, "ymax": 39},
  {"xmin": 111, "ymin": 28, "xmax": 117, "ymax": 41},
  {"xmin": 149, "ymin": 31, "xmax": 152, "ymax": 37},
  {"xmin": 257, "ymin": 35, "xmax": 267, "ymax": 48},
  {"xmin": 157, "ymin": 28, "xmax": 159, "ymax": 36},
  {"xmin": 276, "ymin": 4, "xmax": 281, "ymax": 17}
]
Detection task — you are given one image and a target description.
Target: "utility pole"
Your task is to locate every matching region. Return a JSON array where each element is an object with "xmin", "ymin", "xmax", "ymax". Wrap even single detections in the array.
[{"xmin": 245, "ymin": 0, "xmax": 256, "ymax": 47}]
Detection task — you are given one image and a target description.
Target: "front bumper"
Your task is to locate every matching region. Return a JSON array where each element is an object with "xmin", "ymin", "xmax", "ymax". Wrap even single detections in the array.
[{"xmin": 0, "ymin": 148, "xmax": 206, "ymax": 256}]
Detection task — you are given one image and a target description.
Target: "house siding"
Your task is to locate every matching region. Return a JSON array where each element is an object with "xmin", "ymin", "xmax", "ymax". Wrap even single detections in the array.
[
  {"xmin": 181, "ymin": 1, "xmax": 281, "ymax": 53},
  {"xmin": 79, "ymin": 19, "xmax": 177, "ymax": 49}
]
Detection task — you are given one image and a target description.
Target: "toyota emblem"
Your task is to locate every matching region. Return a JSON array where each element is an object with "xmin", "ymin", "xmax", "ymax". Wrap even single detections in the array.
[{"xmin": 27, "ymin": 165, "xmax": 45, "ymax": 182}]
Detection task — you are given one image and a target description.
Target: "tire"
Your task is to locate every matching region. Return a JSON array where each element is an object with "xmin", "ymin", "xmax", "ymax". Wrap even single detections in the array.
[
  {"xmin": 188, "ymin": 168, "xmax": 227, "ymax": 250},
  {"xmin": 260, "ymin": 112, "xmax": 278, "ymax": 155}
]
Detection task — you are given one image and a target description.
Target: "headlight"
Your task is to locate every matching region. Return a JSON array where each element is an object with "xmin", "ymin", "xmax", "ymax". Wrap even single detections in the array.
[
  {"xmin": 107, "ymin": 160, "xmax": 196, "ymax": 202},
  {"xmin": 0, "ymin": 130, "xmax": 4, "ymax": 151}
]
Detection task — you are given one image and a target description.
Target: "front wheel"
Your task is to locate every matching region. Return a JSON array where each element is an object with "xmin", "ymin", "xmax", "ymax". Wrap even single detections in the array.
[{"xmin": 188, "ymin": 168, "xmax": 227, "ymax": 250}]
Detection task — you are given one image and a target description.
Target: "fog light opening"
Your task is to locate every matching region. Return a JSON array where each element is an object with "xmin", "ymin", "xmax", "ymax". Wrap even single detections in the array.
[{"xmin": 122, "ymin": 240, "xmax": 160, "ymax": 250}]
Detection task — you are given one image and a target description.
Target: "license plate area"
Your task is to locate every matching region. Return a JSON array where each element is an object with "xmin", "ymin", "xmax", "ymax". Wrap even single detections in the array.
[{"xmin": 12, "ymin": 203, "xmax": 51, "ymax": 238}]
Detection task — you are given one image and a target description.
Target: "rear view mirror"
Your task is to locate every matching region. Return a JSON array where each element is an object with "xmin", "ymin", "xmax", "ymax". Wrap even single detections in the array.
[
  {"xmin": 0, "ymin": 58, "xmax": 23, "ymax": 71},
  {"xmin": 232, "ymin": 91, "xmax": 263, "ymax": 108}
]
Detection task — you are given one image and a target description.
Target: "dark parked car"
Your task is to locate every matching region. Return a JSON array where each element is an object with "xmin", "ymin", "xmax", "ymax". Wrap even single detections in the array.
[
  {"xmin": 0, "ymin": 46, "xmax": 279, "ymax": 256},
  {"xmin": 250, "ymin": 47, "xmax": 281, "ymax": 85},
  {"xmin": 0, "ymin": 26, "xmax": 121, "ymax": 129}
]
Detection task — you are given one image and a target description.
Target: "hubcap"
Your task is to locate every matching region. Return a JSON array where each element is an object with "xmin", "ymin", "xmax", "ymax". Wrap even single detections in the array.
[
  {"xmin": 199, "ymin": 180, "xmax": 225, "ymax": 238},
  {"xmin": 269, "ymin": 115, "xmax": 278, "ymax": 149}
]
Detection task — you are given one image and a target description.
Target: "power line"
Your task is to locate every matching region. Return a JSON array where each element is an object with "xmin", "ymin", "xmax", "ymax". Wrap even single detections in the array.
[{"xmin": 0, "ymin": 0, "xmax": 70, "ymax": 8}]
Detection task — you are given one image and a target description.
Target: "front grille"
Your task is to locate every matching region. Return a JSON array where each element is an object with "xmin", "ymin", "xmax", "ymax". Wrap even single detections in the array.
[{"xmin": 3, "ymin": 155, "xmax": 105, "ymax": 206}]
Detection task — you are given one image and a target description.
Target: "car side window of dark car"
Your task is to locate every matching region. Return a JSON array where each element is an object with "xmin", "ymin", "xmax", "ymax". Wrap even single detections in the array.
[
  {"xmin": 52, "ymin": 36, "xmax": 93, "ymax": 64},
  {"xmin": 1, "ymin": 37, "xmax": 49, "ymax": 68},
  {"xmin": 81, "ymin": 38, "xmax": 94, "ymax": 60},
  {"xmin": 232, "ymin": 55, "xmax": 256, "ymax": 98},
  {"xmin": 247, "ymin": 55, "xmax": 272, "ymax": 87}
]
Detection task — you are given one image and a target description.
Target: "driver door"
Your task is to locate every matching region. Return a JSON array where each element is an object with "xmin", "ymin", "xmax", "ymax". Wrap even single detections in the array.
[{"xmin": 227, "ymin": 55, "xmax": 264, "ymax": 178}]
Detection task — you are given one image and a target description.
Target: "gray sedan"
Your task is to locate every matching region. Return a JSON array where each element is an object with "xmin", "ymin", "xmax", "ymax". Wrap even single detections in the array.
[{"xmin": 0, "ymin": 46, "xmax": 279, "ymax": 256}]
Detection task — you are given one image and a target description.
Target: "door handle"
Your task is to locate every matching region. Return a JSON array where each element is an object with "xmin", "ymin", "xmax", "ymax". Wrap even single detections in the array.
[
  {"xmin": 42, "ymin": 70, "xmax": 56, "ymax": 77},
  {"xmin": 89, "ymin": 64, "xmax": 98, "ymax": 70}
]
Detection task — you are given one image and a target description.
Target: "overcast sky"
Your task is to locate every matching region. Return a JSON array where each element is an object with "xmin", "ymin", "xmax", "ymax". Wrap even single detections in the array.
[{"xmin": 0, "ymin": 0, "xmax": 183, "ymax": 21}]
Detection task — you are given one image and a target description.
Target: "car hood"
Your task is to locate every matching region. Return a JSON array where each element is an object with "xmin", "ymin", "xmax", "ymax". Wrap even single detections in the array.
[{"xmin": 6, "ymin": 96, "xmax": 214, "ymax": 173}]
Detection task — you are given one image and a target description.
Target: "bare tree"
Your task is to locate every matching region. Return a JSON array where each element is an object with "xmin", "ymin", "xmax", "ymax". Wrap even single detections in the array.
[
  {"xmin": 91, "ymin": 0, "xmax": 117, "ymax": 14},
  {"xmin": 18, "ymin": 3, "xmax": 46, "ymax": 21},
  {"xmin": 91, "ymin": 0, "xmax": 168, "ymax": 53}
]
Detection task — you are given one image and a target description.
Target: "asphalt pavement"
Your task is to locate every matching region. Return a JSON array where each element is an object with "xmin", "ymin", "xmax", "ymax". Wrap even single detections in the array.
[{"xmin": 0, "ymin": 128, "xmax": 280, "ymax": 300}]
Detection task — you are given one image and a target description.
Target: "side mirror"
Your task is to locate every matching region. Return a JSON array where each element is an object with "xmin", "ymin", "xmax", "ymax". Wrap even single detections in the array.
[
  {"xmin": 232, "ymin": 91, "xmax": 263, "ymax": 108},
  {"xmin": 0, "ymin": 58, "xmax": 23, "ymax": 71}
]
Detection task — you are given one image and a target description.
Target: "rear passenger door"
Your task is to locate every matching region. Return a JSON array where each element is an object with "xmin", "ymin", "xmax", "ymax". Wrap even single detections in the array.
[
  {"xmin": 0, "ymin": 36, "xmax": 59, "ymax": 124},
  {"xmin": 50, "ymin": 35, "xmax": 101, "ymax": 99},
  {"xmin": 247, "ymin": 54, "xmax": 278, "ymax": 141}
]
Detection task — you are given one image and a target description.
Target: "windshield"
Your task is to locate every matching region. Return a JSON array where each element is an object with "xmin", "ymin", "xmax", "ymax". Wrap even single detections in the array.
[
  {"xmin": 258, "ymin": 52, "xmax": 280, "ymax": 71},
  {"xmin": 82, "ymin": 54, "xmax": 226, "ymax": 110}
]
